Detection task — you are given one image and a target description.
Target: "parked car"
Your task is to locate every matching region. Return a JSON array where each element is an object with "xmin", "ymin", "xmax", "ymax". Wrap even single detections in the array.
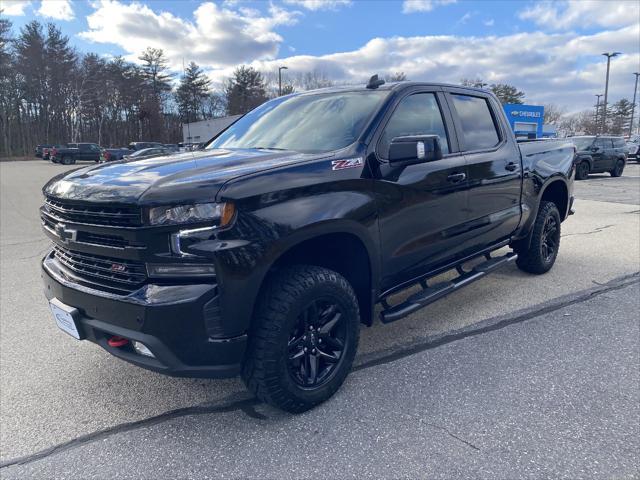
[
  {"xmin": 100, "ymin": 147, "xmax": 134, "ymax": 162},
  {"xmin": 127, "ymin": 141, "xmax": 164, "ymax": 151},
  {"xmin": 626, "ymin": 136, "xmax": 639, "ymax": 162},
  {"xmin": 43, "ymin": 145, "xmax": 64, "ymax": 160},
  {"xmin": 123, "ymin": 147, "xmax": 171, "ymax": 160},
  {"xmin": 41, "ymin": 78, "xmax": 575, "ymax": 412},
  {"xmin": 35, "ymin": 144, "xmax": 53, "ymax": 158},
  {"xmin": 50, "ymin": 143, "xmax": 102, "ymax": 165},
  {"xmin": 570, "ymin": 136, "xmax": 627, "ymax": 180}
]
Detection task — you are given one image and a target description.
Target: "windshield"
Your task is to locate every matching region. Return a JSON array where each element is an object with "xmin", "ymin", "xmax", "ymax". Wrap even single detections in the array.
[
  {"xmin": 207, "ymin": 91, "xmax": 388, "ymax": 153},
  {"xmin": 571, "ymin": 137, "xmax": 595, "ymax": 150}
]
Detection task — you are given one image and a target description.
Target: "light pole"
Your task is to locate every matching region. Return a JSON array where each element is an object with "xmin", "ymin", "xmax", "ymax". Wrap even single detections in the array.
[
  {"xmin": 594, "ymin": 94, "xmax": 603, "ymax": 133},
  {"xmin": 601, "ymin": 52, "xmax": 621, "ymax": 133},
  {"xmin": 278, "ymin": 66, "xmax": 288, "ymax": 96},
  {"xmin": 629, "ymin": 72, "xmax": 639, "ymax": 137}
]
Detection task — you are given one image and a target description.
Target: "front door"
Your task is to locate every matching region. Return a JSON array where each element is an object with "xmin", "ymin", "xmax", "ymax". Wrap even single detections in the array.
[{"xmin": 373, "ymin": 91, "xmax": 469, "ymax": 291}]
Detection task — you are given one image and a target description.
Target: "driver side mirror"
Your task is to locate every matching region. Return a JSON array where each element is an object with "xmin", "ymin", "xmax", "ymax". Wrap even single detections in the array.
[
  {"xmin": 590, "ymin": 146, "xmax": 600, "ymax": 152},
  {"xmin": 388, "ymin": 135, "xmax": 443, "ymax": 166}
]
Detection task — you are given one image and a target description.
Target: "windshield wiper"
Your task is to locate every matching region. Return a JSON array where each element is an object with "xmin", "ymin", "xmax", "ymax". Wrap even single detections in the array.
[{"xmin": 251, "ymin": 147, "xmax": 289, "ymax": 151}]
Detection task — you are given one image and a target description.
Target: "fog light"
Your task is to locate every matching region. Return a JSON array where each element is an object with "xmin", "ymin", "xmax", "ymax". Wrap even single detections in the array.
[
  {"xmin": 147, "ymin": 263, "xmax": 216, "ymax": 278},
  {"xmin": 132, "ymin": 341, "xmax": 155, "ymax": 358}
]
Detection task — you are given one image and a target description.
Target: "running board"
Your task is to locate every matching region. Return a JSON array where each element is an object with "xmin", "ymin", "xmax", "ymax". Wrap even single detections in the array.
[{"xmin": 379, "ymin": 252, "xmax": 518, "ymax": 324}]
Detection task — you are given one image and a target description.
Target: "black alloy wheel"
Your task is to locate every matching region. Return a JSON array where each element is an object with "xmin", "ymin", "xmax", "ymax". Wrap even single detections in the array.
[
  {"xmin": 540, "ymin": 215, "xmax": 559, "ymax": 263},
  {"xmin": 287, "ymin": 299, "xmax": 347, "ymax": 388},
  {"xmin": 242, "ymin": 265, "xmax": 360, "ymax": 413}
]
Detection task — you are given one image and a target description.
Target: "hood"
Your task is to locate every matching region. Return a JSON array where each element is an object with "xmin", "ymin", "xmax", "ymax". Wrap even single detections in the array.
[{"xmin": 44, "ymin": 149, "xmax": 321, "ymax": 205}]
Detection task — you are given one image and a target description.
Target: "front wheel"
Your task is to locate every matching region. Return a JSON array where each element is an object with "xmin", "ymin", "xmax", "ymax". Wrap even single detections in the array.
[
  {"xmin": 61, "ymin": 155, "xmax": 75, "ymax": 165},
  {"xmin": 575, "ymin": 161, "xmax": 590, "ymax": 180},
  {"xmin": 610, "ymin": 159, "xmax": 625, "ymax": 177},
  {"xmin": 242, "ymin": 265, "xmax": 360, "ymax": 413},
  {"xmin": 516, "ymin": 201, "xmax": 561, "ymax": 274}
]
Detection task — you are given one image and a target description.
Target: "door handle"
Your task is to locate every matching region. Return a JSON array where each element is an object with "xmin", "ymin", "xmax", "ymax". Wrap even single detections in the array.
[
  {"xmin": 505, "ymin": 162, "xmax": 518, "ymax": 171},
  {"xmin": 447, "ymin": 172, "xmax": 466, "ymax": 183}
]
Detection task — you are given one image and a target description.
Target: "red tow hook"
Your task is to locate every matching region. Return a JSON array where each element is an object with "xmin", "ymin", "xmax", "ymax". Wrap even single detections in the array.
[{"xmin": 107, "ymin": 336, "xmax": 129, "ymax": 348}]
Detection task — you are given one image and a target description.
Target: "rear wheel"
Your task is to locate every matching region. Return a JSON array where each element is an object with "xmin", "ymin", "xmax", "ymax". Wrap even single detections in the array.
[
  {"xmin": 516, "ymin": 201, "xmax": 561, "ymax": 274},
  {"xmin": 242, "ymin": 265, "xmax": 360, "ymax": 413},
  {"xmin": 610, "ymin": 159, "xmax": 625, "ymax": 177},
  {"xmin": 575, "ymin": 161, "xmax": 590, "ymax": 180}
]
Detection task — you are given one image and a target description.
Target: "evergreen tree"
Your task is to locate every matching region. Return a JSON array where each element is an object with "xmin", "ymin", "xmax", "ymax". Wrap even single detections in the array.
[
  {"xmin": 225, "ymin": 66, "xmax": 267, "ymax": 115},
  {"xmin": 176, "ymin": 61, "xmax": 211, "ymax": 123},
  {"xmin": 489, "ymin": 83, "xmax": 525, "ymax": 105},
  {"xmin": 609, "ymin": 99, "xmax": 633, "ymax": 135}
]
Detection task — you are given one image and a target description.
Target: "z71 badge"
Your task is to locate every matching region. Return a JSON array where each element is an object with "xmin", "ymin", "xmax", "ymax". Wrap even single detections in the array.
[{"xmin": 332, "ymin": 157, "xmax": 364, "ymax": 170}]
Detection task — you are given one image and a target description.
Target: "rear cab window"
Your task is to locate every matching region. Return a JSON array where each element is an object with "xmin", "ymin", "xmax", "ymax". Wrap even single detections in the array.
[
  {"xmin": 450, "ymin": 94, "xmax": 501, "ymax": 151},
  {"xmin": 377, "ymin": 92, "xmax": 450, "ymax": 159}
]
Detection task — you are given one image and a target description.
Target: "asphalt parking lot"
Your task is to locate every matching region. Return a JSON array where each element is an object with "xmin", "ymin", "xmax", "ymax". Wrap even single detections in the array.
[{"xmin": 1, "ymin": 160, "xmax": 639, "ymax": 477}]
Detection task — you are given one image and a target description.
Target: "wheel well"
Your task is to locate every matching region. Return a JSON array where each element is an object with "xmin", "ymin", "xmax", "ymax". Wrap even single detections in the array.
[
  {"xmin": 541, "ymin": 180, "xmax": 569, "ymax": 220},
  {"xmin": 266, "ymin": 233, "xmax": 373, "ymax": 325}
]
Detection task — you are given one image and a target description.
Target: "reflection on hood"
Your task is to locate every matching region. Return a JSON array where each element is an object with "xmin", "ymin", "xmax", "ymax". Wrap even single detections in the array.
[{"xmin": 44, "ymin": 149, "xmax": 321, "ymax": 204}]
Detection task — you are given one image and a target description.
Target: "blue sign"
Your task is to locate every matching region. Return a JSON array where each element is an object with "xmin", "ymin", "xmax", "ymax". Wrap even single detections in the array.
[{"xmin": 503, "ymin": 104, "xmax": 545, "ymax": 139}]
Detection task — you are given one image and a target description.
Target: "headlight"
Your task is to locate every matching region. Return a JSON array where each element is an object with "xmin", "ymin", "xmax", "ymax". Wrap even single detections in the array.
[{"xmin": 148, "ymin": 202, "xmax": 235, "ymax": 227}]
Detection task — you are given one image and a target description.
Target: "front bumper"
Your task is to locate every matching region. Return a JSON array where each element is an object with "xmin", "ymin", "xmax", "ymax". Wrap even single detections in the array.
[{"xmin": 42, "ymin": 254, "xmax": 247, "ymax": 378}]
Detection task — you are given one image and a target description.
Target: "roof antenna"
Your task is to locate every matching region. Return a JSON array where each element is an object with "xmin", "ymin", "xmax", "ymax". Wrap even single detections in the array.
[{"xmin": 366, "ymin": 74, "xmax": 385, "ymax": 89}]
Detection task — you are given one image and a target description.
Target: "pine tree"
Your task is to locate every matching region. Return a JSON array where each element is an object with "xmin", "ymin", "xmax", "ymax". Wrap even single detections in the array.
[
  {"xmin": 225, "ymin": 66, "xmax": 268, "ymax": 115},
  {"xmin": 176, "ymin": 62, "xmax": 211, "ymax": 123},
  {"xmin": 489, "ymin": 83, "xmax": 525, "ymax": 105}
]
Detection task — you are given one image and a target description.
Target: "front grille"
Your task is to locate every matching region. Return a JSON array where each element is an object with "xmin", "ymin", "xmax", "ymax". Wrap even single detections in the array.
[
  {"xmin": 75, "ymin": 232, "xmax": 131, "ymax": 249},
  {"xmin": 45, "ymin": 197, "xmax": 142, "ymax": 227},
  {"xmin": 53, "ymin": 245, "xmax": 146, "ymax": 291}
]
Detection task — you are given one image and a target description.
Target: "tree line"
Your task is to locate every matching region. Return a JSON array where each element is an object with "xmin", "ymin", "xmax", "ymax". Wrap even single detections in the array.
[
  {"xmin": 0, "ymin": 18, "xmax": 345, "ymax": 157},
  {"xmin": 1, "ymin": 17, "xmax": 635, "ymax": 157}
]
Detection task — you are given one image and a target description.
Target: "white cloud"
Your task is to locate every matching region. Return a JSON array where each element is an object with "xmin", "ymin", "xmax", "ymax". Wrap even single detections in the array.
[
  {"xmin": 402, "ymin": 0, "xmax": 456, "ymax": 14},
  {"xmin": 484, "ymin": 18, "xmax": 494, "ymax": 27},
  {"xmin": 283, "ymin": 0, "xmax": 351, "ymax": 10},
  {"xmin": 519, "ymin": 0, "xmax": 639, "ymax": 29},
  {"xmin": 227, "ymin": 24, "xmax": 639, "ymax": 113},
  {"xmin": 79, "ymin": 0, "xmax": 300, "ymax": 69},
  {"xmin": 38, "ymin": 0, "xmax": 75, "ymax": 21},
  {"xmin": 2, "ymin": 0, "xmax": 31, "ymax": 16}
]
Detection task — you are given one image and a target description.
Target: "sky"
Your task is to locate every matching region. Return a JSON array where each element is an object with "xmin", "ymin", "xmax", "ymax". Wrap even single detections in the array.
[{"xmin": 2, "ymin": 0, "xmax": 639, "ymax": 113}]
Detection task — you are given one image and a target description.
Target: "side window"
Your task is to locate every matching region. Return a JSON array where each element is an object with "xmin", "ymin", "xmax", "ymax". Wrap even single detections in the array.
[
  {"xmin": 613, "ymin": 138, "xmax": 625, "ymax": 148},
  {"xmin": 595, "ymin": 138, "xmax": 608, "ymax": 149},
  {"xmin": 379, "ymin": 93, "xmax": 450, "ymax": 158},
  {"xmin": 450, "ymin": 94, "xmax": 500, "ymax": 151}
]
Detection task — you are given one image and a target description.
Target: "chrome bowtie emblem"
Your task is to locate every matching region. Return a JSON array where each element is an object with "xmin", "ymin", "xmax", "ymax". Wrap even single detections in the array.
[{"xmin": 55, "ymin": 223, "xmax": 77, "ymax": 243}]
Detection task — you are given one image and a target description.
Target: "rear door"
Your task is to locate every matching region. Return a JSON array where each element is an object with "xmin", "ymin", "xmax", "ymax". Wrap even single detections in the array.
[
  {"xmin": 373, "ymin": 88, "xmax": 469, "ymax": 290},
  {"xmin": 592, "ymin": 138, "xmax": 610, "ymax": 171},
  {"xmin": 445, "ymin": 89, "xmax": 522, "ymax": 250}
]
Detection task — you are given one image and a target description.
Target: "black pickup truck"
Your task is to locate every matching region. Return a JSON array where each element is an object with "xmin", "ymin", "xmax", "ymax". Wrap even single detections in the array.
[
  {"xmin": 41, "ymin": 79, "xmax": 575, "ymax": 412},
  {"xmin": 51, "ymin": 143, "xmax": 102, "ymax": 164}
]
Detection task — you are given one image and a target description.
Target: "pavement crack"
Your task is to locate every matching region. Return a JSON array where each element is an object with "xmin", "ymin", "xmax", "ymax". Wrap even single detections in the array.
[
  {"xmin": 353, "ymin": 272, "xmax": 639, "ymax": 373},
  {"xmin": 562, "ymin": 224, "xmax": 615, "ymax": 237},
  {"xmin": 423, "ymin": 422, "xmax": 481, "ymax": 451},
  {"xmin": 0, "ymin": 394, "xmax": 258, "ymax": 470}
]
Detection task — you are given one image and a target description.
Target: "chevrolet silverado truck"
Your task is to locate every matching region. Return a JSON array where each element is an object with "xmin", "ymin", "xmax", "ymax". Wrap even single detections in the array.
[{"xmin": 41, "ymin": 78, "xmax": 575, "ymax": 412}]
